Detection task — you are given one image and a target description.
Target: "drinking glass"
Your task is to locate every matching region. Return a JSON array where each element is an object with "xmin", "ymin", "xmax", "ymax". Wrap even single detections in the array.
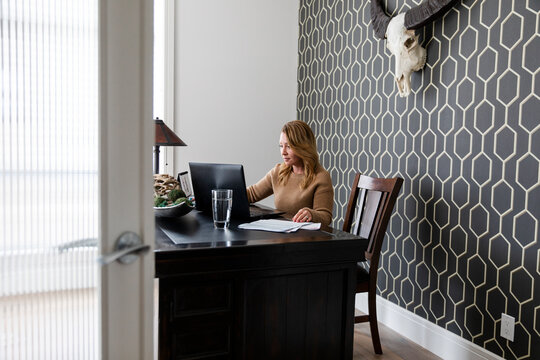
[{"xmin": 212, "ymin": 189, "xmax": 233, "ymax": 229}]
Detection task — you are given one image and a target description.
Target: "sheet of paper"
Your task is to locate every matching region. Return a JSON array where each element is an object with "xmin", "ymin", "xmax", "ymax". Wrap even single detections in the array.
[{"xmin": 238, "ymin": 219, "xmax": 321, "ymax": 233}]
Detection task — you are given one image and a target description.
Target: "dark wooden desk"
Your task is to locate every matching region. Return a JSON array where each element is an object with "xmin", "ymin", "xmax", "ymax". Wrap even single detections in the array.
[{"xmin": 155, "ymin": 211, "xmax": 367, "ymax": 360}]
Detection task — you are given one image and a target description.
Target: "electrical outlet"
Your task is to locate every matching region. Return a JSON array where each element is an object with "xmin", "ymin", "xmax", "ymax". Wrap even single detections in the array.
[{"xmin": 501, "ymin": 313, "xmax": 515, "ymax": 341}]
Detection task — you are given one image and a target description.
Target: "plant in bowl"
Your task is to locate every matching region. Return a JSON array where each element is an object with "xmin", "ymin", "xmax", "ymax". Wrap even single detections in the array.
[{"xmin": 153, "ymin": 175, "xmax": 194, "ymax": 217}]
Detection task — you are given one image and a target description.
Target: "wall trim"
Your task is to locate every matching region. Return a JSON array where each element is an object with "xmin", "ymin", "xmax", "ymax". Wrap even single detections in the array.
[{"xmin": 355, "ymin": 294, "xmax": 505, "ymax": 360}]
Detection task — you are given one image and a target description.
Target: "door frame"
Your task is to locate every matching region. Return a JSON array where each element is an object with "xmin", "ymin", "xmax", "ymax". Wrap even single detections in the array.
[{"xmin": 98, "ymin": 0, "xmax": 154, "ymax": 358}]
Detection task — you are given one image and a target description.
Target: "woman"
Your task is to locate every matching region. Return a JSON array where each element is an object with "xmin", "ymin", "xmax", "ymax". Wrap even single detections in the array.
[{"xmin": 246, "ymin": 120, "xmax": 333, "ymax": 226}]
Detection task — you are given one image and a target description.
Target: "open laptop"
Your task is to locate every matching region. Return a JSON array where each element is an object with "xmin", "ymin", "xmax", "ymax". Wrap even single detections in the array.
[{"xmin": 189, "ymin": 162, "xmax": 285, "ymax": 220}]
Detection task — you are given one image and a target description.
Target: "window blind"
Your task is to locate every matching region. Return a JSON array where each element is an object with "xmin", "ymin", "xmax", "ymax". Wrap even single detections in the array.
[{"xmin": 0, "ymin": 0, "xmax": 98, "ymax": 358}]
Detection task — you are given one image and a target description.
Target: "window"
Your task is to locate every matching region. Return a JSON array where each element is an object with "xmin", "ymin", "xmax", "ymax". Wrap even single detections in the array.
[{"xmin": 1, "ymin": 0, "xmax": 99, "ymax": 358}]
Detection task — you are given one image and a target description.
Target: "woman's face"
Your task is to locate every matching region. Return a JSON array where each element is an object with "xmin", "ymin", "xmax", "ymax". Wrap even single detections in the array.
[{"xmin": 279, "ymin": 132, "xmax": 303, "ymax": 169}]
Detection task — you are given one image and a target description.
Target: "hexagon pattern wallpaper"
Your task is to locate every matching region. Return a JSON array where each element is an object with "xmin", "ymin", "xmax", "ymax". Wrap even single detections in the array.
[{"xmin": 297, "ymin": 0, "xmax": 539, "ymax": 358}]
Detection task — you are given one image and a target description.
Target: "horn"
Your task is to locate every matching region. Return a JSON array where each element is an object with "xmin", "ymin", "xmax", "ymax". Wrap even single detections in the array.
[
  {"xmin": 371, "ymin": 0, "xmax": 392, "ymax": 39},
  {"xmin": 404, "ymin": 0, "xmax": 461, "ymax": 30}
]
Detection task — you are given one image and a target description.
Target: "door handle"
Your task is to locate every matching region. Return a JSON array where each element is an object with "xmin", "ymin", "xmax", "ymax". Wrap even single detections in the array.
[{"xmin": 98, "ymin": 231, "xmax": 150, "ymax": 265}]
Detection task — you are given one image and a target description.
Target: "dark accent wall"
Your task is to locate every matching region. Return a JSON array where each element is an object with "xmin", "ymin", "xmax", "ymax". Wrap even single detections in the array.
[{"xmin": 297, "ymin": 0, "xmax": 539, "ymax": 358}]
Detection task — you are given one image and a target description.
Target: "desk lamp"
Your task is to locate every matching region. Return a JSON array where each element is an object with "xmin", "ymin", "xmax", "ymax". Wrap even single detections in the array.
[{"xmin": 154, "ymin": 117, "xmax": 187, "ymax": 174}]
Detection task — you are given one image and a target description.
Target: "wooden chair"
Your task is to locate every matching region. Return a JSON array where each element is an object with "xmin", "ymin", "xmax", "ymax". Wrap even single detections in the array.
[{"xmin": 342, "ymin": 173, "xmax": 403, "ymax": 354}]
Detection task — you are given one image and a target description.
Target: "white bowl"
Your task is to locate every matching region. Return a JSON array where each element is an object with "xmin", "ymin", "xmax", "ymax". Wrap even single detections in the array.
[{"xmin": 153, "ymin": 201, "xmax": 194, "ymax": 218}]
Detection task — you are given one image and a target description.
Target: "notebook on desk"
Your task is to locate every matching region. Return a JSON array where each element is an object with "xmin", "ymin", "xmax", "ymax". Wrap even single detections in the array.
[{"xmin": 189, "ymin": 162, "xmax": 285, "ymax": 220}]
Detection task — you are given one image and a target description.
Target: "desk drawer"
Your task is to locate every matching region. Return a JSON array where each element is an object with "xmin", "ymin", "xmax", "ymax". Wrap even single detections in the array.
[
  {"xmin": 172, "ymin": 281, "xmax": 232, "ymax": 317},
  {"xmin": 160, "ymin": 279, "xmax": 234, "ymax": 359},
  {"xmin": 173, "ymin": 323, "xmax": 231, "ymax": 359}
]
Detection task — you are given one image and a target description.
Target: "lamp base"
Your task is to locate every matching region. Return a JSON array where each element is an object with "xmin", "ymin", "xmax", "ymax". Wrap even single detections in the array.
[{"xmin": 154, "ymin": 145, "xmax": 160, "ymax": 174}]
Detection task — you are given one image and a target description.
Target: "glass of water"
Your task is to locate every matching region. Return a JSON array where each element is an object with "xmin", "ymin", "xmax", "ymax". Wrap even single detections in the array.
[{"xmin": 212, "ymin": 189, "xmax": 233, "ymax": 229}]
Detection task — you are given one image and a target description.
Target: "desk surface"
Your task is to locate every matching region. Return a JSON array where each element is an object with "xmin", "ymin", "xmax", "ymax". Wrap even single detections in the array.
[
  {"xmin": 154, "ymin": 211, "xmax": 367, "ymax": 283},
  {"xmin": 155, "ymin": 210, "xmax": 364, "ymax": 251}
]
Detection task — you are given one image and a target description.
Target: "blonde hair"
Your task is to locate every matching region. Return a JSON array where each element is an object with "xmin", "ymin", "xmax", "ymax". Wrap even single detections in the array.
[{"xmin": 278, "ymin": 120, "xmax": 320, "ymax": 188}]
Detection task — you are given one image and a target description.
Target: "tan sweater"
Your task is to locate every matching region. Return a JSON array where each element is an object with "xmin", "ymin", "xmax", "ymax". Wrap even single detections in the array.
[{"xmin": 246, "ymin": 164, "xmax": 334, "ymax": 226}]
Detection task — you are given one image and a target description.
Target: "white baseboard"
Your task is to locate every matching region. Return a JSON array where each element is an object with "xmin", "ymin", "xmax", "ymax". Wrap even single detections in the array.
[{"xmin": 355, "ymin": 294, "xmax": 505, "ymax": 360}]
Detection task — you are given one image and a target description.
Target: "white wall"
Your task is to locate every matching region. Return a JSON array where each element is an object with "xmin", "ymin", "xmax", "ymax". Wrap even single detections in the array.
[{"xmin": 174, "ymin": 0, "xmax": 298, "ymax": 206}]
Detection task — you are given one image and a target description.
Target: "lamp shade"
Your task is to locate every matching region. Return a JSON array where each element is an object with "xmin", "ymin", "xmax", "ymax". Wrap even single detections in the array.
[{"xmin": 155, "ymin": 118, "xmax": 187, "ymax": 146}]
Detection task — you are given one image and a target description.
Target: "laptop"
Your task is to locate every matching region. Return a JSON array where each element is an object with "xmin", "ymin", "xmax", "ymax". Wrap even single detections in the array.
[{"xmin": 189, "ymin": 162, "xmax": 285, "ymax": 220}]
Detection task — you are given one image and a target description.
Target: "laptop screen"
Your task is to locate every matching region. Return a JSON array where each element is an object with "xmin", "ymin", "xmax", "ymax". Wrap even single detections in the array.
[{"xmin": 189, "ymin": 162, "xmax": 251, "ymax": 219}]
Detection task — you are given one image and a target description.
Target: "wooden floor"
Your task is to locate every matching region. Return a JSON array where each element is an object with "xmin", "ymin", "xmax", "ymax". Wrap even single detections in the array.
[{"xmin": 353, "ymin": 321, "xmax": 441, "ymax": 360}]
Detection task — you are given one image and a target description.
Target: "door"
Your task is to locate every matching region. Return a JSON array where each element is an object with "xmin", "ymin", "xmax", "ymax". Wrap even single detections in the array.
[
  {"xmin": 98, "ymin": 0, "xmax": 154, "ymax": 359},
  {"xmin": 0, "ymin": 0, "xmax": 154, "ymax": 358}
]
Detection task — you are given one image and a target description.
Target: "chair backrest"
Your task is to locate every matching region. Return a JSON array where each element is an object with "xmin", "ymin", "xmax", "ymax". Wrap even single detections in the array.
[{"xmin": 342, "ymin": 174, "xmax": 403, "ymax": 267}]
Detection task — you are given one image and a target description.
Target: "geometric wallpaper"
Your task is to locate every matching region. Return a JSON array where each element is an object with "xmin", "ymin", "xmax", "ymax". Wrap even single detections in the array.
[{"xmin": 297, "ymin": 0, "xmax": 539, "ymax": 358}]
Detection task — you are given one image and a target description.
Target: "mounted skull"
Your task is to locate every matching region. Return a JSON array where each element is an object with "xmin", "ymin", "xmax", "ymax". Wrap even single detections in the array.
[{"xmin": 371, "ymin": 0, "xmax": 460, "ymax": 97}]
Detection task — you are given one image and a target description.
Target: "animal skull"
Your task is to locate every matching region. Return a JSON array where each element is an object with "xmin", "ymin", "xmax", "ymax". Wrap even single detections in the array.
[
  {"xmin": 386, "ymin": 14, "xmax": 426, "ymax": 97},
  {"xmin": 370, "ymin": 0, "xmax": 460, "ymax": 96}
]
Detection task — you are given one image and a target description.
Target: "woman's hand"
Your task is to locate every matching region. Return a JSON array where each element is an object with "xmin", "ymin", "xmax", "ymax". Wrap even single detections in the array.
[{"xmin": 292, "ymin": 208, "xmax": 312, "ymax": 223}]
